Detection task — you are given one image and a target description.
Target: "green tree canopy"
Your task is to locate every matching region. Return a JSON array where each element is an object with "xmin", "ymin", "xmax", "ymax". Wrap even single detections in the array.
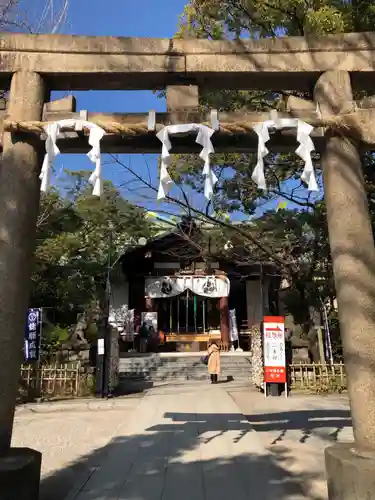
[
  {"xmin": 149, "ymin": 0, "xmax": 375, "ymax": 327},
  {"xmin": 30, "ymin": 170, "xmax": 152, "ymax": 329}
]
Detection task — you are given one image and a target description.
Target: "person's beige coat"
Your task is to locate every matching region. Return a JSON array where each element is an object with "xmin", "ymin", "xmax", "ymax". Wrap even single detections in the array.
[{"xmin": 207, "ymin": 344, "xmax": 221, "ymax": 375}]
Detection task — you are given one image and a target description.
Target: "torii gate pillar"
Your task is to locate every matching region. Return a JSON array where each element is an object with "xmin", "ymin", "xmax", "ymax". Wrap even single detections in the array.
[
  {"xmin": 316, "ymin": 70, "xmax": 375, "ymax": 499},
  {"xmin": 0, "ymin": 71, "xmax": 45, "ymax": 499}
]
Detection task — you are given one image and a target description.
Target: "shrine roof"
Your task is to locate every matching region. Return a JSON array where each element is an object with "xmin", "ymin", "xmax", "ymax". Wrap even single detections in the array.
[{"xmin": 117, "ymin": 223, "xmax": 280, "ymax": 277}]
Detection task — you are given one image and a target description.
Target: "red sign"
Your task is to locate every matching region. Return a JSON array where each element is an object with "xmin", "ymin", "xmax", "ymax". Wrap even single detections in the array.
[
  {"xmin": 263, "ymin": 316, "xmax": 286, "ymax": 384},
  {"xmin": 264, "ymin": 366, "xmax": 286, "ymax": 383}
]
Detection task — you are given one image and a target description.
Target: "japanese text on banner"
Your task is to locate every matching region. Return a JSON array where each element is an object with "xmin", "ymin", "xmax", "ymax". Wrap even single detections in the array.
[
  {"xmin": 263, "ymin": 317, "xmax": 286, "ymax": 384},
  {"xmin": 24, "ymin": 308, "xmax": 42, "ymax": 363}
]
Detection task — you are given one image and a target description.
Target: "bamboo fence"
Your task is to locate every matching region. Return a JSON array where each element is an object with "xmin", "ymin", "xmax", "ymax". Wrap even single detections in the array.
[
  {"xmin": 18, "ymin": 362, "xmax": 85, "ymax": 400},
  {"xmin": 289, "ymin": 362, "xmax": 346, "ymax": 391},
  {"xmin": 18, "ymin": 360, "xmax": 347, "ymax": 399}
]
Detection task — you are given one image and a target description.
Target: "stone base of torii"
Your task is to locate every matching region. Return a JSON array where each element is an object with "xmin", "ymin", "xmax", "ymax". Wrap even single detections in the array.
[{"xmin": 2, "ymin": 31, "xmax": 375, "ymax": 499}]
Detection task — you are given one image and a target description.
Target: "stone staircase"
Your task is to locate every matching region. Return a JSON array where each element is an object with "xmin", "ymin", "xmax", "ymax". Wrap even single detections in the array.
[{"xmin": 118, "ymin": 353, "xmax": 252, "ymax": 386}]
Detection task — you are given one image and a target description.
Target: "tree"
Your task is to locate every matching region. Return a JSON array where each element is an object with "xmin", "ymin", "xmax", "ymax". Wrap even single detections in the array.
[
  {"xmin": 177, "ymin": 1, "xmax": 375, "ymax": 38},
  {"xmin": 0, "ymin": 0, "xmax": 69, "ymax": 33},
  {"xmin": 113, "ymin": 1, "xmax": 375, "ymax": 338},
  {"xmin": 172, "ymin": 0, "xmax": 375, "ymax": 293},
  {"xmin": 30, "ymin": 170, "xmax": 152, "ymax": 350}
]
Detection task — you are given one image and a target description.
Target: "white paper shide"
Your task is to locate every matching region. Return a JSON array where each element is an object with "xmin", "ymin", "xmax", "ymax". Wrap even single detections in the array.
[
  {"xmin": 252, "ymin": 118, "xmax": 318, "ymax": 192},
  {"xmin": 41, "ymin": 119, "xmax": 105, "ymax": 197},
  {"xmin": 156, "ymin": 124, "xmax": 217, "ymax": 201}
]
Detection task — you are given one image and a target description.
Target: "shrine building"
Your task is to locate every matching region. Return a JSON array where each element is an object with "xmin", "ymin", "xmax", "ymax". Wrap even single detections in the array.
[{"xmin": 108, "ymin": 219, "xmax": 281, "ymax": 352}]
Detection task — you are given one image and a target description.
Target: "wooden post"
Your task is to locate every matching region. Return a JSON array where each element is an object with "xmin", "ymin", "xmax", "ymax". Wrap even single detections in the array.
[
  {"xmin": 0, "ymin": 71, "xmax": 45, "ymax": 453},
  {"xmin": 219, "ymin": 296, "xmax": 230, "ymax": 347},
  {"xmin": 315, "ymin": 70, "xmax": 375, "ymax": 450},
  {"xmin": 316, "ymin": 327, "xmax": 326, "ymax": 365}
]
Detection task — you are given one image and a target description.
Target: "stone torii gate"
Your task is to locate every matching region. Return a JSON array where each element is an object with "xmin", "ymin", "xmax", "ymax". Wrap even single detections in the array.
[{"xmin": 1, "ymin": 31, "xmax": 375, "ymax": 499}]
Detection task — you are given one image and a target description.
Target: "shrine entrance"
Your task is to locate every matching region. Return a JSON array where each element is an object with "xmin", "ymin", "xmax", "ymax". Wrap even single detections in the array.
[
  {"xmin": 2, "ymin": 30, "xmax": 375, "ymax": 497},
  {"xmin": 156, "ymin": 292, "xmax": 220, "ymax": 336},
  {"xmin": 152, "ymin": 292, "xmax": 221, "ymax": 352},
  {"xmin": 112, "ymin": 225, "xmax": 280, "ymax": 354}
]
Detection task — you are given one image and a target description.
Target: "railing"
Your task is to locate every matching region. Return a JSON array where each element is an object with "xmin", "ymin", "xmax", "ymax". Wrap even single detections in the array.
[
  {"xmin": 18, "ymin": 362, "xmax": 86, "ymax": 400},
  {"xmin": 289, "ymin": 362, "xmax": 346, "ymax": 391}
]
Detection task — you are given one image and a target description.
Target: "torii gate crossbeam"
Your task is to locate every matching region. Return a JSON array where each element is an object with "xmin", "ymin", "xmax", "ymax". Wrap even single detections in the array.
[{"xmin": 1, "ymin": 31, "xmax": 375, "ymax": 90}]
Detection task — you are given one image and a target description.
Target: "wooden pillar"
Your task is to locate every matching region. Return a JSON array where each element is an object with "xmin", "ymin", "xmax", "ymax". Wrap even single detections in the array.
[
  {"xmin": 219, "ymin": 296, "xmax": 230, "ymax": 346},
  {"xmin": 315, "ymin": 70, "xmax": 375, "ymax": 450},
  {"xmin": 0, "ymin": 72, "xmax": 46, "ymax": 453}
]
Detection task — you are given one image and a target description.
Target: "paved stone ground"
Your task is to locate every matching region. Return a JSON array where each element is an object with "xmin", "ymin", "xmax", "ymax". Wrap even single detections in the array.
[
  {"xmin": 12, "ymin": 397, "xmax": 143, "ymax": 500},
  {"xmin": 230, "ymin": 386, "xmax": 353, "ymax": 500},
  {"xmin": 11, "ymin": 382, "xmax": 353, "ymax": 500}
]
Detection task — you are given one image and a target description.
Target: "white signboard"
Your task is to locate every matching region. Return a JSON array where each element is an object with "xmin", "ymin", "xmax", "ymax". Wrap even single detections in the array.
[
  {"xmin": 141, "ymin": 311, "xmax": 158, "ymax": 331},
  {"xmin": 263, "ymin": 317, "xmax": 286, "ymax": 384},
  {"xmin": 97, "ymin": 338, "xmax": 105, "ymax": 355}
]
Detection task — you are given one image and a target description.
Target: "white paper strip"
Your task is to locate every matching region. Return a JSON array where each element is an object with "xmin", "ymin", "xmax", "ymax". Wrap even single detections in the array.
[
  {"xmin": 252, "ymin": 118, "xmax": 318, "ymax": 192},
  {"xmin": 41, "ymin": 119, "xmax": 106, "ymax": 197},
  {"xmin": 156, "ymin": 127, "xmax": 174, "ymax": 199},
  {"xmin": 40, "ymin": 122, "xmax": 60, "ymax": 192},
  {"xmin": 87, "ymin": 126, "xmax": 105, "ymax": 197},
  {"xmin": 156, "ymin": 123, "xmax": 216, "ymax": 201},
  {"xmin": 251, "ymin": 122, "xmax": 269, "ymax": 190},
  {"xmin": 296, "ymin": 121, "xmax": 318, "ymax": 191}
]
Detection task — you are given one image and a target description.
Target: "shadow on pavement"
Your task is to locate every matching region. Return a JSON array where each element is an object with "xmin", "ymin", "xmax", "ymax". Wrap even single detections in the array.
[
  {"xmin": 39, "ymin": 408, "xmax": 336, "ymax": 500},
  {"xmin": 246, "ymin": 409, "xmax": 352, "ymax": 443}
]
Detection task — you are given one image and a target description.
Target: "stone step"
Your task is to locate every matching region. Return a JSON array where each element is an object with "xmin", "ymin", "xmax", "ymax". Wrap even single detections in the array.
[
  {"xmin": 119, "ymin": 368, "xmax": 251, "ymax": 382},
  {"xmin": 119, "ymin": 372, "xmax": 250, "ymax": 378},
  {"xmin": 119, "ymin": 369, "xmax": 250, "ymax": 375},
  {"xmin": 119, "ymin": 362, "xmax": 250, "ymax": 366},
  {"xmin": 118, "ymin": 362, "xmax": 251, "ymax": 368},
  {"xmin": 119, "ymin": 355, "xmax": 251, "ymax": 361},
  {"xmin": 118, "ymin": 355, "xmax": 252, "ymax": 384},
  {"xmin": 118, "ymin": 366, "xmax": 252, "ymax": 372},
  {"xmin": 119, "ymin": 378, "xmax": 251, "ymax": 384},
  {"xmin": 118, "ymin": 373, "xmax": 250, "ymax": 382}
]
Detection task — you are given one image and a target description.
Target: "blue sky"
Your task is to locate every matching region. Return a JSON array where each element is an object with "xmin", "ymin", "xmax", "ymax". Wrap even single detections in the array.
[
  {"xmin": 49, "ymin": 0, "xmax": 190, "ymax": 219},
  {"xmin": 34, "ymin": 0, "xmax": 317, "ymax": 220}
]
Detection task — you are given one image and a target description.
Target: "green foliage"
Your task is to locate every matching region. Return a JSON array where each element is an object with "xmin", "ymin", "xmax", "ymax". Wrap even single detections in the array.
[
  {"xmin": 311, "ymin": 377, "xmax": 346, "ymax": 395},
  {"xmin": 167, "ymin": 0, "xmax": 375, "ymax": 336},
  {"xmin": 30, "ymin": 170, "xmax": 152, "ymax": 333},
  {"xmin": 177, "ymin": 1, "xmax": 375, "ymax": 39},
  {"xmin": 40, "ymin": 324, "xmax": 70, "ymax": 360},
  {"xmin": 79, "ymin": 372, "xmax": 96, "ymax": 396}
]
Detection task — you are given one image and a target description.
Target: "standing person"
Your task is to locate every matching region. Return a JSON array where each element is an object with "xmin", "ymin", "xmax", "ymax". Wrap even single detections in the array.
[
  {"xmin": 139, "ymin": 322, "xmax": 149, "ymax": 353},
  {"xmin": 207, "ymin": 341, "xmax": 221, "ymax": 384},
  {"xmin": 148, "ymin": 325, "xmax": 158, "ymax": 352}
]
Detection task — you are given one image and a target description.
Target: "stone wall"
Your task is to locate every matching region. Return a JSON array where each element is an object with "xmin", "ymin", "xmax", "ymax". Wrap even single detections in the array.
[
  {"xmin": 250, "ymin": 325, "xmax": 263, "ymax": 390},
  {"xmin": 108, "ymin": 327, "xmax": 119, "ymax": 393}
]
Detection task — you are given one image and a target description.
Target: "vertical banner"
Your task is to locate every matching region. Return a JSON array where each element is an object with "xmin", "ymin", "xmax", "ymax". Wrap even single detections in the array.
[
  {"xmin": 263, "ymin": 316, "xmax": 286, "ymax": 383},
  {"xmin": 229, "ymin": 309, "xmax": 239, "ymax": 342},
  {"xmin": 24, "ymin": 308, "xmax": 42, "ymax": 363}
]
